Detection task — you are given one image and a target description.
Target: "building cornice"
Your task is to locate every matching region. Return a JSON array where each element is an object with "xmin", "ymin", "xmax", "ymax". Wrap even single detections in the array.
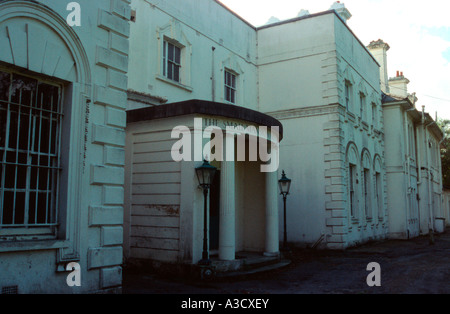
[
  {"xmin": 127, "ymin": 99, "xmax": 284, "ymax": 140},
  {"xmin": 265, "ymin": 103, "xmax": 345, "ymax": 121}
]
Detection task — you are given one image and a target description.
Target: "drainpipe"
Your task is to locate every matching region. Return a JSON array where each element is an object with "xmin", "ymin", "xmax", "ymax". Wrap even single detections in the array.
[
  {"xmin": 417, "ymin": 107, "xmax": 425, "ymax": 186},
  {"xmin": 211, "ymin": 46, "xmax": 216, "ymax": 102},
  {"xmin": 404, "ymin": 106, "xmax": 416, "ymax": 238},
  {"xmin": 404, "ymin": 108, "xmax": 410, "ymax": 238},
  {"xmin": 425, "ymin": 120, "xmax": 435, "ymax": 233}
]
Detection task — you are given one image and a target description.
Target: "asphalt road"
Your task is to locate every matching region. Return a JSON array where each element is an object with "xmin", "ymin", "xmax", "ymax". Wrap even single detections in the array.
[{"xmin": 123, "ymin": 229, "xmax": 450, "ymax": 294}]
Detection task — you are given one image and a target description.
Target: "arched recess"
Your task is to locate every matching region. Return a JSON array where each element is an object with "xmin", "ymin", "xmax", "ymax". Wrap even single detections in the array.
[
  {"xmin": 361, "ymin": 149, "xmax": 372, "ymax": 218},
  {"xmin": 0, "ymin": 0, "xmax": 91, "ymax": 87},
  {"xmin": 373, "ymin": 154, "xmax": 384, "ymax": 220},
  {"xmin": 343, "ymin": 65, "xmax": 355, "ymax": 86},
  {"xmin": 373, "ymin": 154, "xmax": 382, "ymax": 173},
  {"xmin": 358, "ymin": 81, "xmax": 368, "ymax": 97},
  {"xmin": 0, "ymin": 0, "xmax": 92, "ymax": 263},
  {"xmin": 346, "ymin": 142, "xmax": 359, "ymax": 219},
  {"xmin": 361, "ymin": 149, "xmax": 371, "ymax": 170},
  {"xmin": 346, "ymin": 142, "xmax": 359, "ymax": 165}
]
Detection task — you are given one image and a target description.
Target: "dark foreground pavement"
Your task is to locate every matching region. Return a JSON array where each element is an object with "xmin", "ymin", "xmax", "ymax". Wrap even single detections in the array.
[{"xmin": 123, "ymin": 229, "xmax": 450, "ymax": 294}]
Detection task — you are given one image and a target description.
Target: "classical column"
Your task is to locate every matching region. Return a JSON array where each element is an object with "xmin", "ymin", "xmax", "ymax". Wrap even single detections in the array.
[
  {"xmin": 219, "ymin": 159, "xmax": 236, "ymax": 261},
  {"xmin": 265, "ymin": 170, "xmax": 279, "ymax": 257}
]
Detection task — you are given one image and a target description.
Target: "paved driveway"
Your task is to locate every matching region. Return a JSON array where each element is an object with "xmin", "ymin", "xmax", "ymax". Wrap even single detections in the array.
[{"xmin": 123, "ymin": 229, "xmax": 450, "ymax": 294}]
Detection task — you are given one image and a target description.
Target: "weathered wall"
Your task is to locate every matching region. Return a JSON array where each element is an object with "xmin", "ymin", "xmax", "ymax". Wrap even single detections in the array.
[
  {"xmin": 128, "ymin": 0, "xmax": 258, "ymax": 110},
  {"xmin": 0, "ymin": 0, "xmax": 130, "ymax": 293},
  {"xmin": 259, "ymin": 11, "xmax": 387, "ymax": 249}
]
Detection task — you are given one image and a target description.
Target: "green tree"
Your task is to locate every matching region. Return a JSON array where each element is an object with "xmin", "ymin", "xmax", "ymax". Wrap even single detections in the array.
[{"xmin": 438, "ymin": 119, "xmax": 450, "ymax": 187}]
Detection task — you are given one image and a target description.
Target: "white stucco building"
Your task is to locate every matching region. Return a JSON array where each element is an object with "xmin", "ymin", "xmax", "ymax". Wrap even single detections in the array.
[
  {"xmin": 123, "ymin": 0, "xmax": 391, "ymax": 263},
  {"xmin": 367, "ymin": 39, "xmax": 445, "ymax": 239},
  {"xmin": 0, "ymin": 0, "xmax": 446, "ymax": 293},
  {"xmin": 0, "ymin": 0, "xmax": 131, "ymax": 293},
  {"xmin": 259, "ymin": 6, "xmax": 388, "ymax": 250},
  {"xmin": 124, "ymin": 0, "xmax": 285, "ymax": 271}
]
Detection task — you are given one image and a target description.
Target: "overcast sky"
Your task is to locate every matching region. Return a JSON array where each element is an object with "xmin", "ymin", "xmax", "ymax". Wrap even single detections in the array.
[{"xmin": 219, "ymin": 0, "xmax": 450, "ymax": 120}]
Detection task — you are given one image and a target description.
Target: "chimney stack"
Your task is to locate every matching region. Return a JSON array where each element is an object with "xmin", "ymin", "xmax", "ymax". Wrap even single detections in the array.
[
  {"xmin": 389, "ymin": 71, "xmax": 410, "ymax": 98},
  {"xmin": 297, "ymin": 9, "xmax": 310, "ymax": 17},
  {"xmin": 367, "ymin": 39, "xmax": 391, "ymax": 94},
  {"xmin": 330, "ymin": 1, "xmax": 352, "ymax": 23}
]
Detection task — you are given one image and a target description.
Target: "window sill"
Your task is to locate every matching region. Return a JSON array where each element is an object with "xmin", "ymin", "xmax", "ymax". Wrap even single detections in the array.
[
  {"xmin": 224, "ymin": 100, "xmax": 238, "ymax": 106},
  {"xmin": 156, "ymin": 74, "xmax": 193, "ymax": 93},
  {"xmin": 0, "ymin": 238, "xmax": 69, "ymax": 253},
  {"xmin": 346, "ymin": 112, "xmax": 356, "ymax": 123},
  {"xmin": 361, "ymin": 120, "xmax": 369, "ymax": 131}
]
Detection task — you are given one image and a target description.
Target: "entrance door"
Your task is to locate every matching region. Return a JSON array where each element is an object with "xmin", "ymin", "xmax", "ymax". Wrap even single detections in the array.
[{"xmin": 209, "ymin": 170, "xmax": 221, "ymax": 251}]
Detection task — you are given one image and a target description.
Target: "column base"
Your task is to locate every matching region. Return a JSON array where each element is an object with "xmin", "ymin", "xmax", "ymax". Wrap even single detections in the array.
[
  {"xmin": 263, "ymin": 251, "xmax": 280, "ymax": 258},
  {"xmin": 219, "ymin": 246, "xmax": 235, "ymax": 261}
]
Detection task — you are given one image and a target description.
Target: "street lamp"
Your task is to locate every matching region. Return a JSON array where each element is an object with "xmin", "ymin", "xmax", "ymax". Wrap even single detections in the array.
[
  {"xmin": 195, "ymin": 160, "xmax": 217, "ymax": 265},
  {"xmin": 279, "ymin": 170, "xmax": 291, "ymax": 251}
]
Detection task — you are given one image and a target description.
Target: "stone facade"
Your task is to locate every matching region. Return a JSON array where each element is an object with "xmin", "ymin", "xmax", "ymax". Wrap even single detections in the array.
[
  {"xmin": 125, "ymin": 1, "xmax": 391, "ymax": 254},
  {"xmin": 0, "ymin": 0, "xmax": 445, "ymax": 294},
  {"xmin": 367, "ymin": 40, "xmax": 445, "ymax": 239},
  {"xmin": 0, "ymin": 0, "xmax": 130, "ymax": 293},
  {"xmin": 260, "ymin": 10, "xmax": 387, "ymax": 249}
]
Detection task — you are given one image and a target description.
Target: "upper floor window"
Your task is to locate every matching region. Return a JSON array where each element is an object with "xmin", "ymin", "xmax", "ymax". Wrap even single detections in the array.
[
  {"xmin": 345, "ymin": 80, "xmax": 352, "ymax": 111},
  {"xmin": 163, "ymin": 40, "xmax": 182, "ymax": 83},
  {"xmin": 372, "ymin": 103, "xmax": 377, "ymax": 128},
  {"xmin": 359, "ymin": 92, "xmax": 366, "ymax": 120},
  {"xmin": 0, "ymin": 69, "xmax": 63, "ymax": 239},
  {"xmin": 225, "ymin": 70, "xmax": 237, "ymax": 104}
]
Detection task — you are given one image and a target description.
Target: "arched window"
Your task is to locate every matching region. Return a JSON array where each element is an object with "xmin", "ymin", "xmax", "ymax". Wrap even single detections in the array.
[
  {"xmin": 373, "ymin": 155, "xmax": 383, "ymax": 220},
  {"xmin": 0, "ymin": 0, "xmax": 90, "ymax": 251},
  {"xmin": 346, "ymin": 143, "xmax": 359, "ymax": 219},
  {"xmin": 362, "ymin": 150, "xmax": 372, "ymax": 219}
]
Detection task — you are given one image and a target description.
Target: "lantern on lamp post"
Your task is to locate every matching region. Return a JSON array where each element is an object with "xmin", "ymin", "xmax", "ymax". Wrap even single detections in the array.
[
  {"xmin": 278, "ymin": 170, "xmax": 292, "ymax": 251},
  {"xmin": 195, "ymin": 160, "xmax": 217, "ymax": 266}
]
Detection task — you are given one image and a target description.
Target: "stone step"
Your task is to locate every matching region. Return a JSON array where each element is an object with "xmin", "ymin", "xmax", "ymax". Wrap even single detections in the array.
[
  {"xmin": 241, "ymin": 255, "xmax": 280, "ymax": 271},
  {"xmin": 216, "ymin": 259, "xmax": 291, "ymax": 278}
]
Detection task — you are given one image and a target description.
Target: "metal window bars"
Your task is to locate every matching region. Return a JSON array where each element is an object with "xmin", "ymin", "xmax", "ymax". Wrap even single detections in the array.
[{"xmin": 0, "ymin": 71, "xmax": 62, "ymax": 235}]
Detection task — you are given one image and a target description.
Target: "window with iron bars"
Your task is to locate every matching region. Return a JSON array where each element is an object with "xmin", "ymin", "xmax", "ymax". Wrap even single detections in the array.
[{"xmin": 0, "ymin": 69, "xmax": 63, "ymax": 239}]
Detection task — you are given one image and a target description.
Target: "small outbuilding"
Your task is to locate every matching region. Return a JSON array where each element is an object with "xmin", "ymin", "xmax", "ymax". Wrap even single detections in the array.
[{"xmin": 124, "ymin": 99, "xmax": 284, "ymax": 271}]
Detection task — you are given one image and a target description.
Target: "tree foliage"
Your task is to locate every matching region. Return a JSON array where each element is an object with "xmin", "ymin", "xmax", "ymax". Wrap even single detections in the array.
[{"xmin": 437, "ymin": 119, "xmax": 450, "ymax": 187}]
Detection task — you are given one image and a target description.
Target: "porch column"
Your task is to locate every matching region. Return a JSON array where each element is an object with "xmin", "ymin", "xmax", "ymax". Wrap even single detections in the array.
[
  {"xmin": 264, "ymin": 170, "xmax": 279, "ymax": 256},
  {"xmin": 219, "ymin": 160, "xmax": 236, "ymax": 260}
]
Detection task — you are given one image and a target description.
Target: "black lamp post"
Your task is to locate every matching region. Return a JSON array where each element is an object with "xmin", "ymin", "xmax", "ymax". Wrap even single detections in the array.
[
  {"xmin": 195, "ymin": 160, "xmax": 217, "ymax": 265},
  {"xmin": 278, "ymin": 170, "xmax": 292, "ymax": 251}
]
